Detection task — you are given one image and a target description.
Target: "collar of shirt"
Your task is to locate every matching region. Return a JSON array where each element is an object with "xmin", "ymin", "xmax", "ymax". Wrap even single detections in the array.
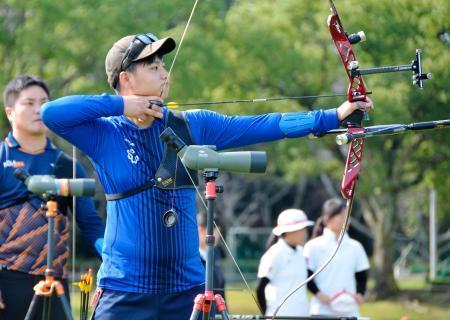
[
  {"xmin": 277, "ymin": 237, "xmax": 300, "ymax": 254},
  {"xmin": 6, "ymin": 132, "xmax": 55, "ymax": 151},
  {"xmin": 323, "ymin": 227, "xmax": 349, "ymax": 244}
]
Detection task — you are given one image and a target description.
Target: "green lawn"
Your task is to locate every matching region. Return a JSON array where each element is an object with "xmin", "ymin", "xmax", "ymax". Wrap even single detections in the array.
[
  {"xmin": 222, "ymin": 289, "xmax": 449, "ymax": 320},
  {"xmin": 70, "ymin": 286, "xmax": 450, "ymax": 320}
]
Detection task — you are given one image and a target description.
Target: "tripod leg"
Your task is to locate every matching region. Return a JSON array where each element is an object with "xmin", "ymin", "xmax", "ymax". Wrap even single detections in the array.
[
  {"xmin": 190, "ymin": 309, "xmax": 201, "ymax": 320},
  {"xmin": 43, "ymin": 296, "xmax": 52, "ymax": 320},
  {"xmin": 190, "ymin": 294, "xmax": 205, "ymax": 320},
  {"xmin": 215, "ymin": 294, "xmax": 229, "ymax": 320},
  {"xmin": 57, "ymin": 293, "xmax": 73, "ymax": 320},
  {"xmin": 52, "ymin": 282, "xmax": 73, "ymax": 320},
  {"xmin": 25, "ymin": 294, "xmax": 41, "ymax": 320}
]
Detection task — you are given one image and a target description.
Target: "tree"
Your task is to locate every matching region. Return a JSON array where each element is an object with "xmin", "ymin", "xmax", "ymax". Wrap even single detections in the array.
[
  {"xmin": 1, "ymin": 0, "xmax": 448, "ymax": 299},
  {"xmin": 167, "ymin": 0, "xmax": 449, "ymax": 298}
]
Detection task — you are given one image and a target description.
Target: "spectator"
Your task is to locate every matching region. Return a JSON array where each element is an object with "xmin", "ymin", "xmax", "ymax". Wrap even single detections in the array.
[
  {"xmin": 256, "ymin": 209, "xmax": 314, "ymax": 316},
  {"xmin": 0, "ymin": 75, "xmax": 105, "ymax": 320},
  {"xmin": 304, "ymin": 198, "xmax": 370, "ymax": 317}
]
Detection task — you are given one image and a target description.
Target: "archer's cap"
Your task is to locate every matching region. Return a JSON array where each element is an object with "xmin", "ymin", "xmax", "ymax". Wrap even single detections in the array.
[{"xmin": 105, "ymin": 34, "xmax": 176, "ymax": 88}]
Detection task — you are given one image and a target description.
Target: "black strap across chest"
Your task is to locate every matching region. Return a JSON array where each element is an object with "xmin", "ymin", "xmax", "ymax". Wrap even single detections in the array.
[{"xmin": 105, "ymin": 110, "xmax": 199, "ymax": 201}]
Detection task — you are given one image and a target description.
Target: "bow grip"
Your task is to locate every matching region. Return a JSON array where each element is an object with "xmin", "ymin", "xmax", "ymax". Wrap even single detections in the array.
[{"xmin": 340, "ymin": 109, "xmax": 364, "ymax": 128}]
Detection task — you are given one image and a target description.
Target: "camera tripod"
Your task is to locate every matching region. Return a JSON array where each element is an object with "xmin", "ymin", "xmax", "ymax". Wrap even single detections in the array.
[
  {"xmin": 190, "ymin": 169, "xmax": 230, "ymax": 320},
  {"xmin": 24, "ymin": 195, "xmax": 73, "ymax": 320}
]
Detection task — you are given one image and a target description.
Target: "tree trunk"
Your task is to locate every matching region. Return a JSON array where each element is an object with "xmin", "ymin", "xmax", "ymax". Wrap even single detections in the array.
[
  {"xmin": 361, "ymin": 194, "xmax": 399, "ymax": 298},
  {"xmin": 372, "ymin": 219, "xmax": 399, "ymax": 298}
]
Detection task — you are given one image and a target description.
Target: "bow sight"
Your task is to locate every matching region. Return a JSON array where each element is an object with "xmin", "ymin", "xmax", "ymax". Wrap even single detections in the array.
[{"xmin": 349, "ymin": 49, "xmax": 432, "ymax": 89}]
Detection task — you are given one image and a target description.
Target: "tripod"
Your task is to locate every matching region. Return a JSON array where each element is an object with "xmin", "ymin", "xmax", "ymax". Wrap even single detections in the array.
[
  {"xmin": 25, "ymin": 195, "xmax": 73, "ymax": 320},
  {"xmin": 190, "ymin": 169, "xmax": 230, "ymax": 320}
]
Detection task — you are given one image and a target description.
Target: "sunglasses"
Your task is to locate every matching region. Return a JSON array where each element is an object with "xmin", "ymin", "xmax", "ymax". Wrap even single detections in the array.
[{"xmin": 113, "ymin": 33, "xmax": 159, "ymax": 88}]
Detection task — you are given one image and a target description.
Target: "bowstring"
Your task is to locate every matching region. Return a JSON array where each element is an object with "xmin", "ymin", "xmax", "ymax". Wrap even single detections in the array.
[
  {"xmin": 166, "ymin": 0, "xmax": 262, "ymax": 312},
  {"xmin": 159, "ymin": 0, "xmax": 201, "ymax": 99},
  {"xmin": 167, "ymin": 0, "xmax": 200, "ymax": 78}
]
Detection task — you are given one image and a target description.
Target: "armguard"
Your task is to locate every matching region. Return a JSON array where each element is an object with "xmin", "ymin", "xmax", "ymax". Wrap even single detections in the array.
[{"xmin": 279, "ymin": 111, "xmax": 315, "ymax": 138}]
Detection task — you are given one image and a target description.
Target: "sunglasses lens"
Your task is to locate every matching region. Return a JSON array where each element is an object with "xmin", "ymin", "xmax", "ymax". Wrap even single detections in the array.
[
  {"xmin": 136, "ymin": 33, "xmax": 159, "ymax": 45},
  {"xmin": 136, "ymin": 35, "xmax": 151, "ymax": 45},
  {"xmin": 146, "ymin": 33, "xmax": 159, "ymax": 42}
]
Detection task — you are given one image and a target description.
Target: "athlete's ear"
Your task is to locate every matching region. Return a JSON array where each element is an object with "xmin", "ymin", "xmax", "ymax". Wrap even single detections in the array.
[
  {"xmin": 118, "ymin": 71, "xmax": 131, "ymax": 90},
  {"xmin": 5, "ymin": 106, "xmax": 13, "ymax": 122}
]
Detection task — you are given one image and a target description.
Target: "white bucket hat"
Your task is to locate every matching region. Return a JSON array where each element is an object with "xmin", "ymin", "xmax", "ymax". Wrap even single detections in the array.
[
  {"xmin": 329, "ymin": 290, "xmax": 358, "ymax": 315},
  {"xmin": 272, "ymin": 209, "xmax": 314, "ymax": 236}
]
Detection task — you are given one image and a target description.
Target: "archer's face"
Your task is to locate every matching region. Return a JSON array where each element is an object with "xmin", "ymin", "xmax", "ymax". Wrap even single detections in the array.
[
  {"xmin": 126, "ymin": 56, "xmax": 170, "ymax": 99},
  {"xmin": 5, "ymin": 85, "xmax": 49, "ymax": 136},
  {"xmin": 326, "ymin": 210, "xmax": 346, "ymax": 233}
]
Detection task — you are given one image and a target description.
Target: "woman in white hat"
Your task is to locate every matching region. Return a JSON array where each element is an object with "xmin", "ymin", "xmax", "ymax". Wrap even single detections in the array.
[
  {"xmin": 256, "ymin": 209, "xmax": 314, "ymax": 316},
  {"xmin": 303, "ymin": 198, "xmax": 370, "ymax": 317}
]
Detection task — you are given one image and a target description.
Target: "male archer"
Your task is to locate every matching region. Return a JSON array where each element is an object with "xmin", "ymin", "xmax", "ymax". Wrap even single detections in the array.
[
  {"xmin": 41, "ymin": 32, "xmax": 372, "ymax": 319},
  {"xmin": 0, "ymin": 75, "xmax": 105, "ymax": 320}
]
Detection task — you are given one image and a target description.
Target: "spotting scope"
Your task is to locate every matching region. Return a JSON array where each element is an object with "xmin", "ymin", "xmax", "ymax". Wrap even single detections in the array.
[
  {"xmin": 14, "ymin": 169, "xmax": 96, "ymax": 197},
  {"xmin": 160, "ymin": 128, "xmax": 267, "ymax": 174}
]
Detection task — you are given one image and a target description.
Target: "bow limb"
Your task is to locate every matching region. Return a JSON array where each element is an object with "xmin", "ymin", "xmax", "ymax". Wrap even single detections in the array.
[
  {"xmin": 272, "ymin": 1, "xmax": 367, "ymax": 318},
  {"xmin": 328, "ymin": 0, "xmax": 367, "ymax": 199}
]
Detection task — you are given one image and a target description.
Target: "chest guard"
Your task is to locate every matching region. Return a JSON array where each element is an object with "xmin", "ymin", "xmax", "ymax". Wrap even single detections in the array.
[
  {"xmin": 105, "ymin": 110, "xmax": 198, "ymax": 201},
  {"xmin": 155, "ymin": 110, "xmax": 199, "ymax": 189}
]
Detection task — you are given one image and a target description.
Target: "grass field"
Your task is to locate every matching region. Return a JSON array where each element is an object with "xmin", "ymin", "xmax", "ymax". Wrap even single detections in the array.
[
  {"xmin": 70, "ymin": 281, "xmax": 450, "ymax": 320},
  {"xmin": 224, "ymin": 289, "xmax": 450, "ymax": 320}
]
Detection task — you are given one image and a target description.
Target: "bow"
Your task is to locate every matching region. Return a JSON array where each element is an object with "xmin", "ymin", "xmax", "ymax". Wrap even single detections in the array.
[
  {"xmin": 271, "ymin": 2, "xmax": 368, "ymax": 317},
  {"xmin": 271, "ymin": 0, "xmax": 435, "ymax": 317},
  {"xmin": 328, "ymin": 0, "xmax": 367, "ymax": 203}
]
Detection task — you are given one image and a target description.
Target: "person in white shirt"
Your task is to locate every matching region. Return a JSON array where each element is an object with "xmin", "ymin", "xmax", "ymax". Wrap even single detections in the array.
[
  {"xmin": 256, "ymin": 209, "xmax": 314, "ymax": 316},
  {"xmin": 304, "ymin": 198, "xmax": 370, "ymax": 317}
]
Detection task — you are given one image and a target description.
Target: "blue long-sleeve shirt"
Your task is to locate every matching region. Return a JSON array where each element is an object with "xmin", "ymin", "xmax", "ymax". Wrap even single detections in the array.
[
  {"xmin": 0, "ymin": 133, "xmax": 105, "ymax": 277},
  {"xmin": 41, "ymin": 94, "xmax": 338, "ymax": 293}
]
